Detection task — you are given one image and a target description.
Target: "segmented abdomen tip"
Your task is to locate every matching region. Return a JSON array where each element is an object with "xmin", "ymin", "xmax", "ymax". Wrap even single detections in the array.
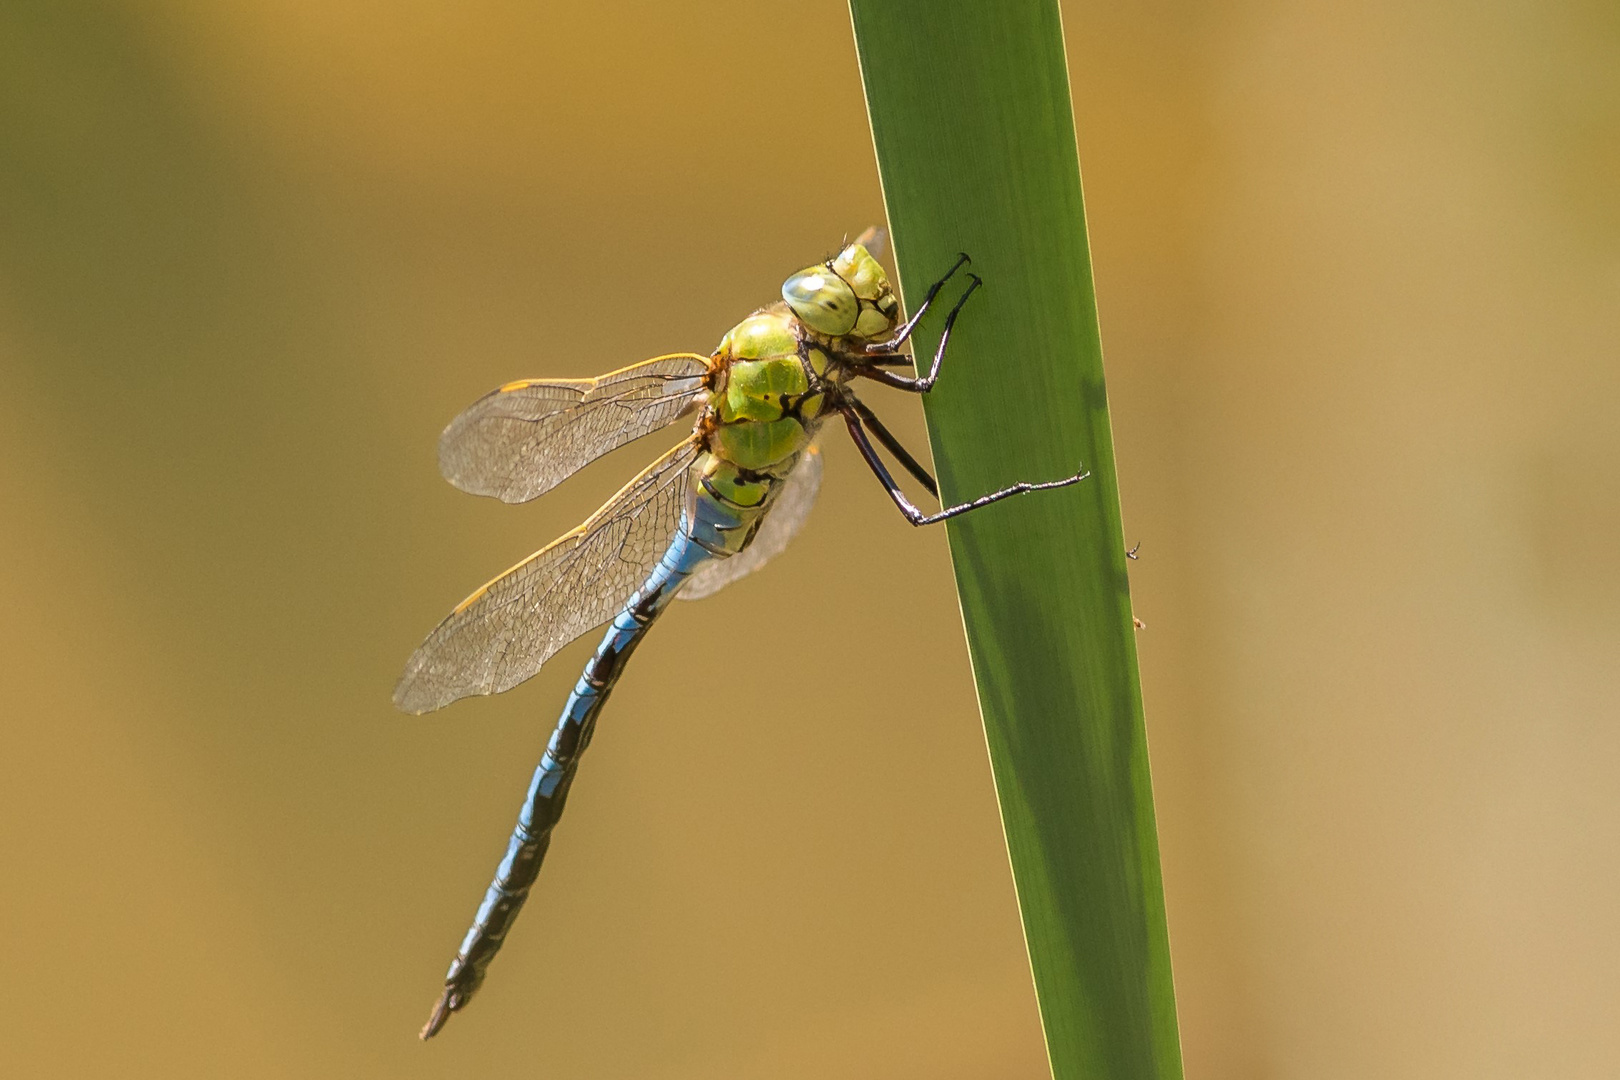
[{"xmin": 419, "ymin": 991, "xmax": 453, "ymax": 1041}]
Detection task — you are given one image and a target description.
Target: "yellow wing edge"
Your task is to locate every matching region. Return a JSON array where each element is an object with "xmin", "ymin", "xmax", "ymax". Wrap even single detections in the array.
[{"xmin": 493, "ymin": 352, "xmax": 712, "ymax": 396}]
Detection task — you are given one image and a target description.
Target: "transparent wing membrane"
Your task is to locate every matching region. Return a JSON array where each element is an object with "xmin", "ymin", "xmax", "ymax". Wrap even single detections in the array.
[
  {"xmin": 395, "ymin": 440, "xmax": 703, "ymax": 713},
  {"xmin": 854, "ymin": 224, "xmax": 887, "ymax": 258},
  {"xmin": 439, "ymin": 354, "xmax": 709, "ymax": 504},
  {"xmin": 681, "ymin": 444, "xmax": 823, "ymax": 602}
]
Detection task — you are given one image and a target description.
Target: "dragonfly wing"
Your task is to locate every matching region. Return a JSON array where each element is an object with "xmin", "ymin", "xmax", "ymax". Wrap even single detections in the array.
[
  {"xmin": 680, "ymin": 444, "xmax": 822, "ymax": 602},
  {"xmin": 854, "ymin": 225, "xmax": 887, "ymax": 257},
  {"xmin": 439, "ymin": 354, "xmax": 709, "ymax": 504},
  {"xmin": 396, "ymin": 440, "xmax": 702, "ymax": 713}
]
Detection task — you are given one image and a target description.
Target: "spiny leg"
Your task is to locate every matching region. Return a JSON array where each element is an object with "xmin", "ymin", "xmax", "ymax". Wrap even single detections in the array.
[
  {"xmin": 840, "ymin": 408, "xmax": 1088, "ymax": 526},
  {"xmin": 865, "ymin": 252, "xmax": 971, "ymax": 353},
  {"xmin": 859, "ymin": 273, "xmax": 981, "ymax": 393},
  {"xmin": 848, "ymin": 397, "xmax": 938, "ymax": 498}
]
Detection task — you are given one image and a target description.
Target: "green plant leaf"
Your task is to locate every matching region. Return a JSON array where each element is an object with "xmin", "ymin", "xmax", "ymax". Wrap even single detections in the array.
[{"xmin": 848, "ymin": 3, "xmax": 1183, "ymax": 1077}]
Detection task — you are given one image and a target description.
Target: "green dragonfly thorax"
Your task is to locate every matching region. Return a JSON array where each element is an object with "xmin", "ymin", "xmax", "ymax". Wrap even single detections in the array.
[
  {"xmin": 694, "ymin": 239, "xmax": 902, "ymax": 556},
  {"xmin": 707, "ymin": 240, "xmax": 899, "ymax": 469},
  {"xmin": 695, "ymin": 307, "xmax": 820, "ymax": 554}
]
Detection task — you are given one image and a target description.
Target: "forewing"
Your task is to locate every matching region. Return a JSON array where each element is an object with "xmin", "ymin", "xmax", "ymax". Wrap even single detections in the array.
[
  {"xmin": 854, "ymin": 225, "xmax": 887, "ymax": 257},
  {"xmin": 396, "ymin": 440, "xmax": 702, "ymax": 713},
  {"xmin": 439, "ymin": 354, "xmax": 709, "ymax": 504},
  {"xmin": 680, "ymin": 444, "xmax": 822, "ymax": 602}
]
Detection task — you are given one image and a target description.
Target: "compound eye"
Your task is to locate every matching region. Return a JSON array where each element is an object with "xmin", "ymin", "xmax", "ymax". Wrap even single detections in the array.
[{"xmin": 782, "ymin": 267, "xmax": 858, "ymax": 336}]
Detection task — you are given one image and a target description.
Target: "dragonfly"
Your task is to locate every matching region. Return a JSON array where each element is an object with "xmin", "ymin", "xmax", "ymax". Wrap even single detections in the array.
[{"xmin": 394, "ymin": 228, "xmax": 1089, "ymax": 1039}]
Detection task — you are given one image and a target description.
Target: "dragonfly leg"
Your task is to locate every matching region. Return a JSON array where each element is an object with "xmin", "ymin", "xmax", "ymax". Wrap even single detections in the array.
[
  {"xmin": 849, "ymin": 397, "xmax": 938, "ymax": 498},
  {"xmin": 865, "ymin": 252, "xmax": 971, "ymax": 353},
  {"xmin": 840, "ymin": 408, "xmax": 1089, "ymax": 526},
  {"xmin": 858, "ymin": 274, "xmax": 981, "ymax": 394}
]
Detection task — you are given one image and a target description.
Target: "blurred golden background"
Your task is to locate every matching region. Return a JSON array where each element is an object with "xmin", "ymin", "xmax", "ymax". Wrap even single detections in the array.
[{"xmin": 2, "ymin": 2, "xmax": 1615, "ymax": 1077}]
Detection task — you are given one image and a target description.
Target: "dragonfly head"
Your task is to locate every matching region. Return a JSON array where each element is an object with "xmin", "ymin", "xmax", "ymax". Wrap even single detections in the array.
[{"xmin": 782, "ymin": 241, "xmax": 900, "ymax": 340}]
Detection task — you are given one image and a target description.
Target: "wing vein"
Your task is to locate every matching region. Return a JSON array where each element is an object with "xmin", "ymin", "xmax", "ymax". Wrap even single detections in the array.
[{"xmin": 395, "ymin": 439, "xmax": 701, "ymax": 713}]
